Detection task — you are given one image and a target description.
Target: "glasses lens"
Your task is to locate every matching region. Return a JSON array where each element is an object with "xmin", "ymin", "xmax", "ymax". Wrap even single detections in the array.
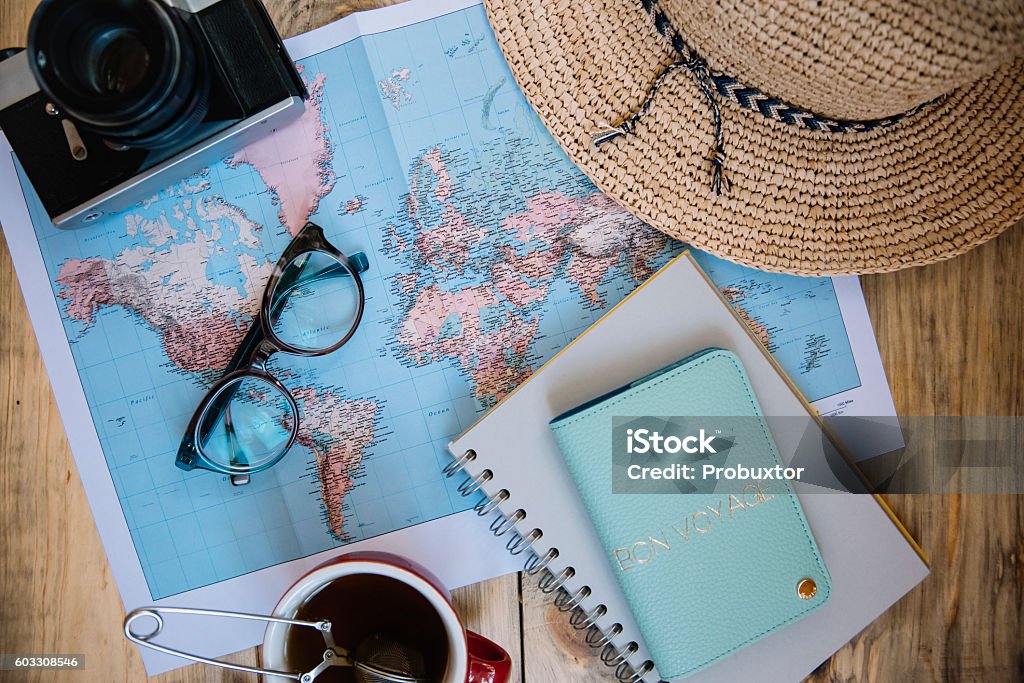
[
  {"xmin": 196, "ymin": 376, "xmax": 296, "ymax": 472},
  {"xmin": 269, "ymin": 251, "xmax": 361, "ymax": 351}
]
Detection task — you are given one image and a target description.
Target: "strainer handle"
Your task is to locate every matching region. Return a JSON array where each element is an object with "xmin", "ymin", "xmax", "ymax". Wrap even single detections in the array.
[{"xmin": 124, "ymin": 606, "xmax": 341, "ymax": 682}]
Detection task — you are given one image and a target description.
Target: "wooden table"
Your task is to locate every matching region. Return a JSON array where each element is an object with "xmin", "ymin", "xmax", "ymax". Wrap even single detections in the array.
[{"xmin": 1, "ymin": 1, "xmax": 1021, "ymax": 680}]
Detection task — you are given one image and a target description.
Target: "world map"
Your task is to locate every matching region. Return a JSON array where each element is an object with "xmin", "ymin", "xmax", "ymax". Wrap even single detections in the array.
[{"xmin": 24, "ymin": 4, "xmax": 858, "ymax": 599}]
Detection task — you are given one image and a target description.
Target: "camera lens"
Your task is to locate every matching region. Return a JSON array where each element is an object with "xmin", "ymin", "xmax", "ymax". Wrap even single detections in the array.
[
  {"xmin": 76, "ymin": 25, "xmax": 151, "ymax": 96},
  {"xmin": 28, "ymin": 0, "xmax": 210, "ymax": 149}
]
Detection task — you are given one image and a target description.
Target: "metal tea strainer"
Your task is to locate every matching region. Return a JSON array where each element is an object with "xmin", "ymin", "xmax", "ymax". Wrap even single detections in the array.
[{"xmin": 124, "ymin": 606, "xmax": 429, "ymax": 683}]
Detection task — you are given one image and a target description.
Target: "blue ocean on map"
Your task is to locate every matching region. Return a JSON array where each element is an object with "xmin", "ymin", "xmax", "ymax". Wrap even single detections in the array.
[{"xmin": 21, "ymin": 3, "xmax": 859, "ymax": 598}]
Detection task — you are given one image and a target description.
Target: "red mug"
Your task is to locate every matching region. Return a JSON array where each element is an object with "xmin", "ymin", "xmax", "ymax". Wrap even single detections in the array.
[{"xmin": 262, "ymin": 551, "xmax": 513, "ymax": 683}]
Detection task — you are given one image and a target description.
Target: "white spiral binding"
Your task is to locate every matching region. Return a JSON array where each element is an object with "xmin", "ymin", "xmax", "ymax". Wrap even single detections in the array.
[{"xmin": 445, "ymin": 450, "xmax": 661, "ymax": 683}]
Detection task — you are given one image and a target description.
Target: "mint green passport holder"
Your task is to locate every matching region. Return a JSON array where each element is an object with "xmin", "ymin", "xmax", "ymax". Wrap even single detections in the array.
[{"xmin": 549, "ymin": 348, "xmax": 831, "ymax": 680}]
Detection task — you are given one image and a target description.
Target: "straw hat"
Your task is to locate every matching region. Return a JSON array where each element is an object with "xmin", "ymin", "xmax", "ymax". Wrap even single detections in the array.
[{"xmin": 484, "ymin": 0, "xmax": 1024, "ymax": 275}]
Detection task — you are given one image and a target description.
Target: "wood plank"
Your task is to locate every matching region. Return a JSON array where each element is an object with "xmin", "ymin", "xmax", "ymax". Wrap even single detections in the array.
[
  {"xmin": 521, "ymin": 574, "xmax": 610, "ymax": 683},
  {"xmin": 0, "ymin": 237, "xmax": 151, "ymax": 682},
  {"xmin": 0, "ymin": 0, "xmax": 32, "ymax": 50},
  {"xmin": 810, "ymin": 223, "xmax": 1024, "ymax": 682},
  {"xmin": 452, "ymin": 574, "xmax": 524, "ymax": 683}
]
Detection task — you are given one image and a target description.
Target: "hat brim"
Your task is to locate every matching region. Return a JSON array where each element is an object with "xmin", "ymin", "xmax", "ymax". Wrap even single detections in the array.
[{"xmin": 484, "ymin": 0, "xmax": 1024, "ymax": 275}]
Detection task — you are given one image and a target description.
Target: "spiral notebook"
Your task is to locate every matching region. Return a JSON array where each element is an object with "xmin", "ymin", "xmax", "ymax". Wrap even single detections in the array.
[{"xmin": 446, "ymin": 252, "xmax": 928, "ymax": 682}]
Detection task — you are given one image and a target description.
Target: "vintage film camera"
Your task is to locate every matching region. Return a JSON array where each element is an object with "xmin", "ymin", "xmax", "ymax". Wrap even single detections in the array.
[{"xmin": 0, "ymin": 0, "xmax": 306, "ymax": 229}]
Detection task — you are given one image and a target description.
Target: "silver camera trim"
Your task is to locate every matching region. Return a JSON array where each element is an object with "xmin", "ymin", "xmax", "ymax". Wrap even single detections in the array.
[
  {"xmin": 53, "ymin": 95, "xmax": 304, "ymax": 229},
  {"xmin": 0, "ymin": 52, "xmax": 38, "ymax": 111},
  {"xmin": 164, "ymin": 0, "xmax": 225, "ymax": 12}
]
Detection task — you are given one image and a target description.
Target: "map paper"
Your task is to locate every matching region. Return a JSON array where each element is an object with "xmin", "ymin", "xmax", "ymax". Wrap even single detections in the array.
[{"xmin": 0, "ymin": 0, "xmax": 898, "ymax": 673}]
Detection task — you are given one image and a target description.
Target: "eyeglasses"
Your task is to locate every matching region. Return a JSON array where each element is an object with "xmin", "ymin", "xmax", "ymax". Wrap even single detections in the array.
[{"xmin": 175, "ymin": 222, "xmax": 369, "ymax": 485}]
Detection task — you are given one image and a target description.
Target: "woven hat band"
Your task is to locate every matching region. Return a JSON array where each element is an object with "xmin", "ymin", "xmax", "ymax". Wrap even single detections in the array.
[
  {"xmin": 483, "ymin": 0, "xmax": 1024, "ymax": 274},
  {"xmin": 593, "ymin": 0, "xmax": 944, "ymax": 195},
  {"xmin": 660, "ymin": 0, "xmax": 1024, "ymax": 121}
]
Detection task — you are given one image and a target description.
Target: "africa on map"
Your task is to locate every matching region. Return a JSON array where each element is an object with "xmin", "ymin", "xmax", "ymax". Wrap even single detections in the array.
[{"xmin": 25, "ymin": 4, "xmax": 859, "ymax": 599}]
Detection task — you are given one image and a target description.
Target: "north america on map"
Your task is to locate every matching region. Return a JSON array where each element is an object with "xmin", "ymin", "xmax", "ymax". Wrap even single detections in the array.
[{"xmin": 53, "ymin": 68, "xmax": 382, "ymax": 550}]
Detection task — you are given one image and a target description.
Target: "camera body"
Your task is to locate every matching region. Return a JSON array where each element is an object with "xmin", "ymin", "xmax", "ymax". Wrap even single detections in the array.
[{"xmin": 0, "ymin": 0, "xmax": 306, "ymax": 229}]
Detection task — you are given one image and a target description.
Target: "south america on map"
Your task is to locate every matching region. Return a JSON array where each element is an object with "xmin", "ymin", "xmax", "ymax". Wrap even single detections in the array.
[{"xmin": 23, "ymin": 3, "xmax": 859, "ymax": 599}]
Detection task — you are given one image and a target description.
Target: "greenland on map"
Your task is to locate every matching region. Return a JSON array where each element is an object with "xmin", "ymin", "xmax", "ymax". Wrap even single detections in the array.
[{"xmin": 19, "ymin": 2, "xmax": 860, "ymax": 599}]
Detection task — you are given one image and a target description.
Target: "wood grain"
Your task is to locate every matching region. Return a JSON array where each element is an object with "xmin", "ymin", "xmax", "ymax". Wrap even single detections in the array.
[{"xmin": 0, "ymin": 0, "xmax": 1021, "ymax": 681}]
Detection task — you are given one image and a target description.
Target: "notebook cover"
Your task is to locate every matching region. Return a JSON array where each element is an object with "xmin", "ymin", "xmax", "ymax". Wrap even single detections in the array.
[
  {"xmin": 447, "ymin": 252, "xmax": 928, "ymax": 683},
  {"xmin": 550, "ymin": 348, "xmax": 832, "ymax": 679}
]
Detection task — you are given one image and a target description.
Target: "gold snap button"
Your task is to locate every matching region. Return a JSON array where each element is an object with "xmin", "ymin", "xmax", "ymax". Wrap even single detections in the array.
[{"xmin": 797, "ymin": 578, "xmax": 817, "ymax": 600}]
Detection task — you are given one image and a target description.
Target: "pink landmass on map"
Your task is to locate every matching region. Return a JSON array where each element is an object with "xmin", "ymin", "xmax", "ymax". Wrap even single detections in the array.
[
  {"xmin": 292, "ymin": 388, "xmax": 379, "ymax": 539},
  {"xmin": 471, "ymin": 316, "xmax": 538, "ymax": 402},
  {"xmin": 492, "ymin": 261, "xmax": 548, "ymax": 308},
  {"xmin": 57, "ymin": 258, "xmax": 115, "ymax": 326},
  {"xmin": 399, "ymin": 284, "xmax": 496, "ymax": 363},
  {"xmin": 398, "ymin": 284, "xmax": 539, "ymax": 404},
  {"xmin": 566, "ymin": 251, "xmax": 615, "ymax": 306},
  {"xmin": 229, "ymin": 69, "xmax": 336, "ymax": 236},
  {"xmin": 722, "ymin": 288, "xmax": 771, "ymax": 347},
  {"xmin": 499, "ymin": 246, "xmax": 554, "ymax": 280},
  {"xmin": 56, "ymin": 209, "xmax": 271, "ymax": 374},
  {"xmin": 564, "ymin": 193, "xmax": 667, "ymax": 305},
  {"xmin": 413, "ymin": 204, "xmax": 484, "ymax": 274},
  {"xmin": 496, "ymin": 190, "xmax": 665, "ymax": 306},
  {"xmin": 422, "ymin": 148, "xmax": 452, "ymax": 203},
  {"xmin": 387, "ymin": 223, "xmax": 408, "ymax": 252},
  {"xmin": 391, "ymin": 148, "xmax": 668, "ymax": 405},
  {"xmin": 406, "ymin": 148, "xmax": 453, "ymax": 219},
  {"xmin": 344, "ymin": 197, "xmax": 364, "ymax": 215},
  {"xmin": 395, "ymin": 272, "xmax": 419, "ymax": 293},
  {"xmin": 54, "ymin": 145, "xmax": 379, "ymax": 541},
  {"xmin": 503, "ymin": 191, "xmax": 578, "ymax": 244},
  {"xmin": 400, "ymin": 150, "xmax": 486, "ymax": 273},
  {"xmin": 162, "ymin": 312, "xmax": 248, "ymax": 373}
]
